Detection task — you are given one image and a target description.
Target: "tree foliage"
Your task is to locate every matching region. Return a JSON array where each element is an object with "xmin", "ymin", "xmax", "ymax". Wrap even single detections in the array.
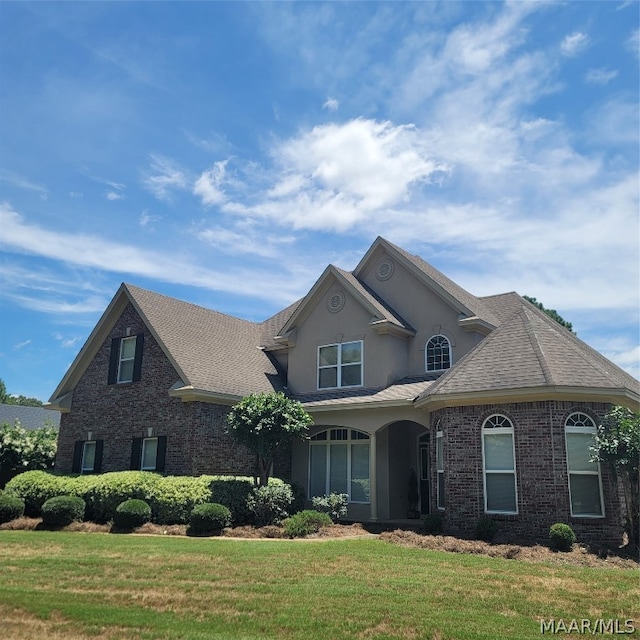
[
  {"xmin": 226, "ymin": 392, "xmax": 313, "ymax": 486},
  {"xmin": 0, "ymin": 421, "xmax": 58, "ymax": 488},
  {"xmin": 0, "ymin": 378, "xmax": 43, "ymax": 407},
  {"xmin": 523, "ymin": 296, "xmax": 575, "ymax": 334},
  {"xmin": 592, "ymin": 406, "xmax": 640, "ymax": 548}
]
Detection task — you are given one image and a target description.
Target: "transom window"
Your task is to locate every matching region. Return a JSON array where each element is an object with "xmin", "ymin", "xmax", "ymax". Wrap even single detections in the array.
[
  {"xmin": 309, "ymin": 429, "xmax": 370, "ymax": 503},
  {"xmin": 482, "ymin": 414, "xmax": 518, "ymax": 514},
  {"xmin": 425, "ymin": 335, "xmax": 451, "ymax": 372},
  {"xmin": 118, "ymin": 336, "xmax": 137, "ymax": 383},
  {"xmin": 565, "ymin": 413, "xmax": 604, "ymax": 517},
  {"xmin": 318, "ymin": 341, "xmax": 363, "ymax": 389}
]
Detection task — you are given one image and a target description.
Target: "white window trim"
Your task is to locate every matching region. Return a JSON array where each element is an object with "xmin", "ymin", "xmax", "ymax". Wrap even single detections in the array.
[
  {"xmin": 117, "ymin": 336, "xmax": 137, "ymax": 384},
  {"xmin": 317, "ymin": 340, "xmax": 363, "ymax": 390},
  {"xmin": 481, "ymin": 415, "xmax": 518, "ymax": 515},
  {"xmin": 425, "ymin": 334, "xmax": 452, "ymax": 373},
  {"xmin": 436, "ymin": 430, "xmax": 444, "ymax": 510},
  {"xmin": 565, "ymin": 413, "xmax": 605, "ymax": 518},
  {"xmin": 141, "ymin": 437, "xmax": 158, "ymax": 471},
  {"xmin": 308, "ymin": 429, "xmax": 370, "ymax": 504},
  {"xmin": 81, "ymin": 441, "xmax": 96, "ymax": 474}
]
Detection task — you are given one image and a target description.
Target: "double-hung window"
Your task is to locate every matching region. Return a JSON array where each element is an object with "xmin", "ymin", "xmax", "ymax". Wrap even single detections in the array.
[
  {"xmin": 72, "ymin": 439, "xmax": 103, "ymax": 474},
  {"xmin": 482, "ymin": 415, "xmax": 518, "ymax": 514},
  {"xmin": 131, "ymin": 435, "xmax": 166, "ymax": 472},
  {"xmin": 309, "ymin": 429, "xmax": 370, "ymax": 503},
  {"xmin": 108, "ymin": 333, "xmax": 144, "ymax": 385},
  {"xmin": 81, "ymin": 441, "xmax": 97, "ymax": 473},
  {"xmin": 565, "ymin": 413, "xmax": 604, "ymax": 517},
  {"xmin": 318, "ymin": 341, "xmax": 362, "ymax": 389}
]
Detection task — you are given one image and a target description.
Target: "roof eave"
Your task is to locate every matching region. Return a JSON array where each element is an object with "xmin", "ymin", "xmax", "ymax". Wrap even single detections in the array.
[
  {"xmin": 168, "ymin": 385, "xmax": 241, "ymax": 406},
  {"xmin": 457, "ymin": 315, "xmax": 495, "ymax": 335},
  {"xmin": 303, "ymin": 397, "xmax": 417, "ymax": 412},
  {"xmin": 415, "ymin": 385, "xmax": 640, "ymax": 411},
  {"xmin": 45, "ymin": 391, "xmax": 74, "ymax": 413},
  {"xmin": 370, "ymin": 319, "xmax": 415, "ymax": 338}
]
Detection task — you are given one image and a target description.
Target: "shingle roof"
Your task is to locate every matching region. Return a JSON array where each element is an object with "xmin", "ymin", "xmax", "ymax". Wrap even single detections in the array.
[
  {"xmin": 126, "ymin": 285, "xmax": 285, "ymax": 397},
  {"xmin": 0, "ymin": 404, "xmax": 60, "ymax": 430},
  {"xmin": 417, "ymin": 300, "xmax": 640, "ymax": 402}
]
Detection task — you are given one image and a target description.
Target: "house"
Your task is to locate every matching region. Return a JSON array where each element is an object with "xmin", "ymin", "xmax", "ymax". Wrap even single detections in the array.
[
  {"xmin": 49, "ymin": 237, "xmax": 639, "ymax": 543},
  {"xmin": 0, "ymin": 403, "xmax": 60, "ymax": 431}
]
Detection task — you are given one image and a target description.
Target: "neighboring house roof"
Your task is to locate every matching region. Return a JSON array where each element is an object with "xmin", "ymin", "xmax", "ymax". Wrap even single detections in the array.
[
  {"xmin": 0, "ymin": 404, "xmax": 60, "ymax": 430},
  {"xmin": 416, "ymin": 300, "xmax": 640, "ymax": 409}
]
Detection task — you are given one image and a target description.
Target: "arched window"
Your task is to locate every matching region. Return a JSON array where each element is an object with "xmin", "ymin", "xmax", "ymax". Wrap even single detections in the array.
[
  {"xmin": 309, "ymin": 429, "xmax": 370, "ymax": 503},
  {"xmin": 482, "ymin": 415, "xmax": 517, "ymax": 514},
  {"xmin": 425, "ymin": 335, "xmax": 451, "ymax": 372},
  {"xmin": 565, "ymin": 412, "xmax": 604, "ymax": 517}
]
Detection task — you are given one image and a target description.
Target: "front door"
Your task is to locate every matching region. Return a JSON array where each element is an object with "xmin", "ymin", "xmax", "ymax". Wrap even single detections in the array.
[{"xmin": 419, "ymin": 434, "xmax": 430, "ymax": 514}]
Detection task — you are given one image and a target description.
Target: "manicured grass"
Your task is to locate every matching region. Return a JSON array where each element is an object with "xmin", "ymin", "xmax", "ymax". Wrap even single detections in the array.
[{"xmin": 0, "ymin": 531, "xmax": 637, "ymax": 640}]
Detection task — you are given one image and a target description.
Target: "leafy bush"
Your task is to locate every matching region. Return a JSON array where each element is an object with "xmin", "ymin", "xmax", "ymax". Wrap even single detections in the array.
[
  {"xmin": 475, "ymin": 516, "xmax": 498, "ymax": 542},
  {"xmin": 549, "ymin": 523, "xmax": 576, "ymax": 552},
  {"xmin": 247, "ymin": 484, "xmax": 294, "ymax": 525},
  {"xmin": 0, "ymin": 491, "xmax": 25, "ymax": 523},
  {"xmin": 146, "ymin": 475, "xmax": 213, "ymax": 525},
  {"xmin": 5, "ymin": 471, "xmax": 74, "ymax": 517},
  {"xmin": 311, "ymin": 493, "xmax": 348, "ymax": 522},
  {"xmin": 113, "ymin": 499, "xmax": 152, "ymax": 530},
  {"xmin": 189, "ymin": 503, "xmax": 232, "ymax": 535},
  {"xmin": 423, "ymin": 513, "xmax": 444, "ymax": 535},
  {"xmin": 283, "ymin": 510, "xmax": 332, "ymax": 538},
  {"xmin": 41, "ymin": 495, "xmax": 86, "ymax": 527},
  {"xmin": 207, "ymin": 477, "xmax": 254, "ymax": 525},
  {"xmin": 0, "ymin": 422, "xmax": 57, "ymax": 488},
  {"xmin": 289, "ymin": 482, "xmax": 306, "ymax": 516}
]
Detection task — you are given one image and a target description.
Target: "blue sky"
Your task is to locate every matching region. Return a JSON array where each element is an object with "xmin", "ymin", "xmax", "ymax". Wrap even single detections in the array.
[{"xmin": 1, "ymin": 1, "xmax": 638, "ymax": 403}]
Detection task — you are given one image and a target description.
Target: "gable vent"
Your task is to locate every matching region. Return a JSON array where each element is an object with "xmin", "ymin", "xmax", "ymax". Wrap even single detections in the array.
[
  {"xmin": 376, "ymin": 260, "xmax": 394, "ymax": 281},
  {"xmin": 327, "ymin": 290, "xmax": 345, "ymax": 313}
]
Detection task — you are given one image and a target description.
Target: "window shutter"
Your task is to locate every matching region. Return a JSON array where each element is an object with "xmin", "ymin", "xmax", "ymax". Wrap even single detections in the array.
[
  {"xmin": 108, "ymin": 338, "xmax": 120, "ymax": 385},
  {"xmin": 155, "ymin": 436, "xmax": 167, "ymax": 472},
  {"xmin": 94, "ymin": 440, "xmax": 104, "ymax": 473},
  {"xmin": 132, "ymin": 333, "xmax": 144, "ymax": 382},
  {"xmin": 130, "ymin": 438, "xmax": 143, "ymax": 470},
  {"xmin": 72, "ymin": 441, "xmax": 83, "ymax": 474}
]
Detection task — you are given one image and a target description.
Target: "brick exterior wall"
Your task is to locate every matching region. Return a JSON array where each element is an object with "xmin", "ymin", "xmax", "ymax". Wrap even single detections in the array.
[
  {"xmin": 55, "ymin": 303, "xmax": 291, "ymax": 480},
  {"xmin": 430, "ymin": 401, "xmax": 624, "ymax": 546}
]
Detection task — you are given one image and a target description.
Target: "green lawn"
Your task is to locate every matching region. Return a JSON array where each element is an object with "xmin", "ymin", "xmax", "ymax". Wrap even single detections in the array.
[{"xmin": 0, "ymin": 531, "xmax": 637, "ymax": 640}]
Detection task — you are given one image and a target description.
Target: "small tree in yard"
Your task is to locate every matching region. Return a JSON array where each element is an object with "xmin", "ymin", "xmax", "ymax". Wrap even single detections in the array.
[
  {"xmin": 592, "ymin": 406, "xmax": 640, "ymax": 548},
  {"xmin": 226, "ymin": 392, "xmax": 313, "ymax": 486}
]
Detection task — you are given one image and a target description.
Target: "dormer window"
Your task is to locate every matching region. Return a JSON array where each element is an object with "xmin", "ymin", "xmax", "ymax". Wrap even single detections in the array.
[
  {"xmin": 318, "ymin": 341, "xmax": 363, "ymax": 389},
  {"xmin": 425, "ymin": 335, "xmax": 451, "ymax": 372}
]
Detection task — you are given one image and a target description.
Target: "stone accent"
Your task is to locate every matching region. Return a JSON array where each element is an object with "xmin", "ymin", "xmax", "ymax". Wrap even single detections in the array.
[
  {"xmin": 56, "ymin": 303, "xmax": 291, "ymax": 480},
  {"xmin": 430, "ymin": 401, "xmax": 624, "ymax": 546}
]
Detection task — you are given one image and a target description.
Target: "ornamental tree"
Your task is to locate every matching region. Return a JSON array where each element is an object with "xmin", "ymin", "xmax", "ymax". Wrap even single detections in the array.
[
  {"xmin": 226, "ymin": 392, "xmax": 313, "ymax": 486},
  {"xmin": 592, "ymin": 406, "xmax": 640, "ymax": 548}
]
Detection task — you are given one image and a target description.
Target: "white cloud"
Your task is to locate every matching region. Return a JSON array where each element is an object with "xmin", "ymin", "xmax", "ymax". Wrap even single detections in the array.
[
  {"xmin": 584, "ymin": 68, "xmax": 618, "ymax": 85},
  {"xmin": 561, "ymin": 32, "xmax": 589, "ymax": 57},
  {"xmin": 69, "ymin": 192, "xmax": 83, "ymax": 198},
  {"xmin": 13, "ymin": 339, "xmax": 31, "ymax": 350},
  {"xmin": 139, "ymin": 210, "xmax": 161, "ymax": 228},
  {"xmin": 106, "ymin": 191, "xmax": 124, "ymax": 201},
  {"xmin": 196, "ymin": 224, "xmax": 295, "ymax": 259},
  {"xmin": 0, "ymin": 171, "xmax": 49, "ymax": 200},
  {"xmin": 323, "ymin": 97, "xmax": 339, "ymax": 111},
  {"xmin": 193, "ymin": 160, "xmax": 229, "ymax": 206},
  {"xmin": 628, "ymin": 28, "xmax": 640, "ymax": 57},
  {"xmin": 144, "ymin": 154, "xmax": 189, "ymax": 201}
]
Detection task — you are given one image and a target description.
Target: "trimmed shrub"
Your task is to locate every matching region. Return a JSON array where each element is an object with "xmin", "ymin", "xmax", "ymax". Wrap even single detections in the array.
[
  {"xmin": 289, "ymin": 482, "xmax": 306, "ymax": 516},
  {"xmin": 311, "ymin": 493, "xmax": 348, "ymax": 522},
  {"xmin": 189, "ymin": 503, "xmax": 232, "ymax": 535},
  {"xmin": 41, "ymin": 495, "xmax": 86, "ymax": 527},
  {"xmin": 146, "ymin": 475, "xmax": 213, "ymax": 525},
  {"xmin": 5, "ymin": 471, "xmax": 71, "ymax": 517},
  {"xmin": 423, "ymin": 513, "xmax": 444, "ymax": 535},
  {"xmin": 475, "ymin": 516, "xmax": 498, "ymax": 543},
  {"xmin": 0, "ymin": 492, "xmax": 25, "ymax": 523},
  {"xmin": 247, "ymin": 484, "xmax": 294, "ymax": 526},
  {"xmin": 283, "ymin": 510, "xmax": 332, "ymax": 538},
  {"xmin": 208, "ymin": 477, "xmax": 255, "ymax": 525},
  {"xmin": 549, "ymin": 523, "xmax": 576, "ymax": 552},
  {"xmin": 113, "ymin": 499, "xmax": 152, "ymax": 530}
]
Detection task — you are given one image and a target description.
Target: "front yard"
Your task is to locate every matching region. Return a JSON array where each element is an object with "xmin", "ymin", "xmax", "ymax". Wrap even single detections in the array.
[{"xmin": 0, "ymin": 530, "xmax": 637, "ymax": 640}]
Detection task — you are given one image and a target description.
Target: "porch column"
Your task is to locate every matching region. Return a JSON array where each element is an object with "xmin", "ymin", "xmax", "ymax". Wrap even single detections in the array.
[{"xmin": 369, "ymin": 431, "xmax": 378, "ymax": 521}]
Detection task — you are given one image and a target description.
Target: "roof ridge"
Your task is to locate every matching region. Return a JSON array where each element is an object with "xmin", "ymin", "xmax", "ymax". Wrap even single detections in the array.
[{"xmin": 521, "ymin": 307, "xmax": 556, "ymax": 385}]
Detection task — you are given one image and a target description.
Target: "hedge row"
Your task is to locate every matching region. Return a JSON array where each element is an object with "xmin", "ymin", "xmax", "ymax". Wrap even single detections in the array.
[{"xmin": 4, "ymin": 470, "xmax": 295, "ymax": 525}]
